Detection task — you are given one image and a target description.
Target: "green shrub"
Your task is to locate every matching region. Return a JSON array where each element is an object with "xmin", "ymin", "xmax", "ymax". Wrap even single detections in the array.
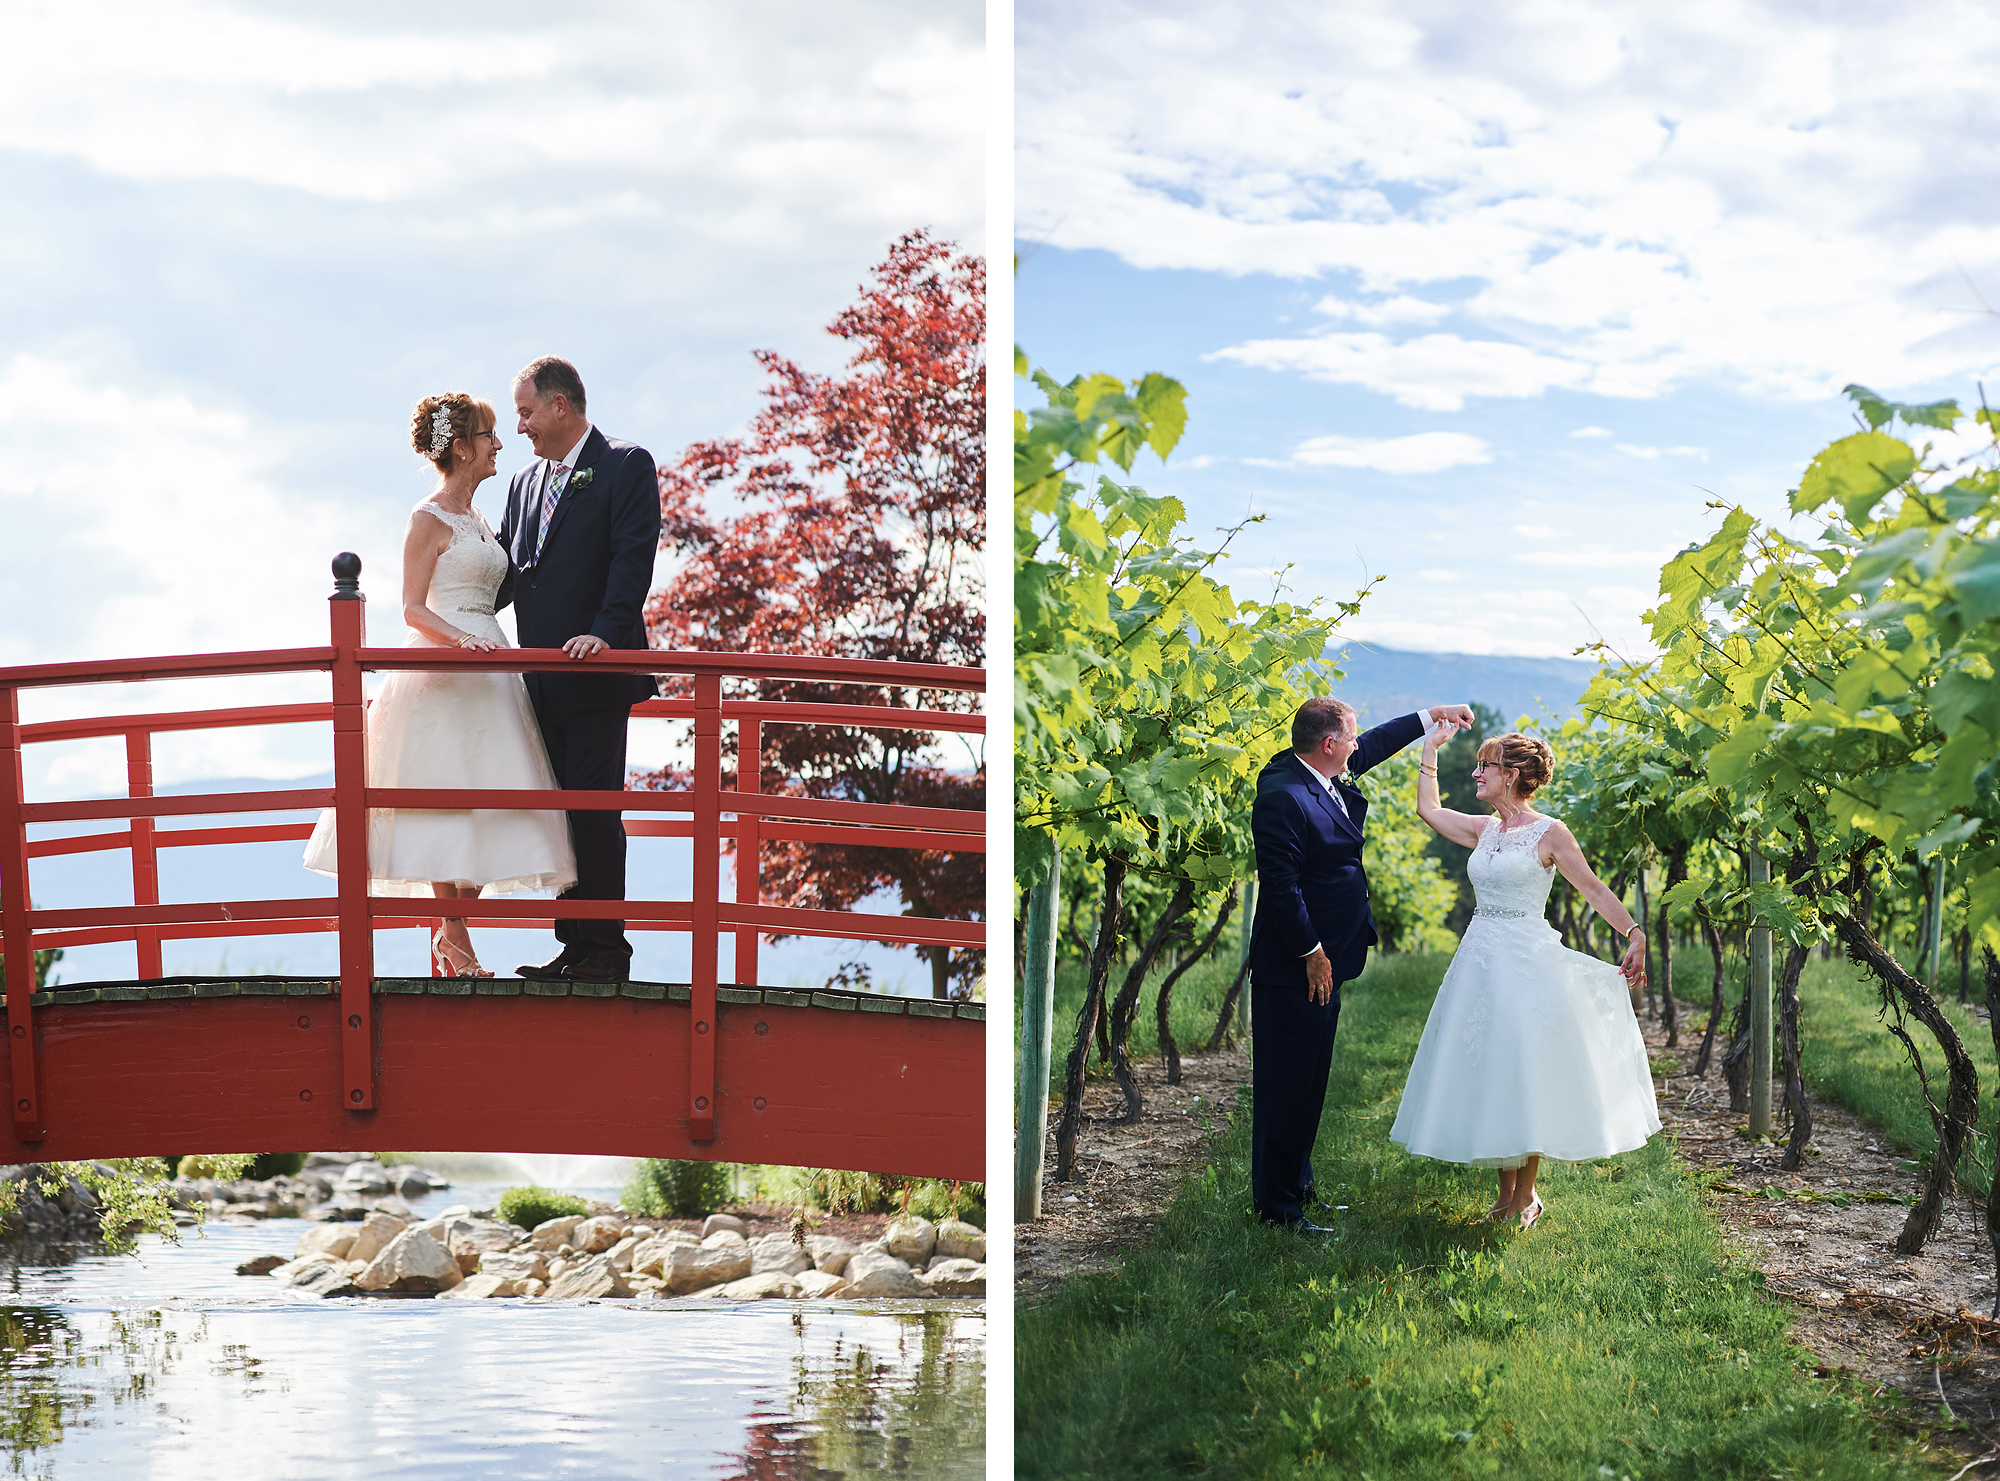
[
  {"xmin": 623, "ymin": 1158, "xmax": 733, "ymax": 1217},
  {"xmin": 249, "ymin": 1153, "xmax": 307, "ymax": 1181},
  {"xmin": 497, "ymin": 1185, "xmax": 589, "ymax": 1230},
  {"xmin": 753, "ymin": 1166, "xmax": 986, "ymax": 1228}
]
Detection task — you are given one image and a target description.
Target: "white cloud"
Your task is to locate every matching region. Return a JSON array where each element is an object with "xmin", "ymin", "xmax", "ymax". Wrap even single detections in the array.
[
  {"xmin": 1416, "ymin": 568, "xmax": 1461, "ymax": 581},
  {"xmin": 1292, "ymin": 430, "xmax": 1492, "ymax": 472},
  {"xmin": 1511, "ymin": 524, "xmax": 1563, "ymax": 539},
  {"xmin": 1209, "ymin": 332, "xmax": 1591, "ymax": 410},
  {"xmin": 1570, "ymin": 426, "xmax": 1615, "ymax": 438},
  {"xmin": 1311, "ymin": 294, "xmax": 1451, "ymax": 326},
  {"xmin": 2, "ymin": 2, "xmax": 982, "ymax": 242},
  {"xmin": 1615, "ymin": 443, "xmax": 1707, "ymax": 459},
  {"xmin": 1019, "ymin": 0, "xmax": 2000, "ymax": 405},
  {"xmin": 1518, "ymin": 546, "xmax": 1675, "ymax": 568}
]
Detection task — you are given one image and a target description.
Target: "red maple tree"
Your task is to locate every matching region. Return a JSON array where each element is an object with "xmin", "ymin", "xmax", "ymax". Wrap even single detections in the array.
[{"xmin": 643, "ymin": 229, "xmax": 985, "ymax": 998}]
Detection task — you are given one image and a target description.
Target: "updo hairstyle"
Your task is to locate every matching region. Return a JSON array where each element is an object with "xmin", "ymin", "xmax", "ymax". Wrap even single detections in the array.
[
  {"xmin": 1476, "ymin": 732, "xmax": 1553, "ymax": 797},
  {"xmin": 410, "ymin": 392, "xmax": 496, "ymax": 474}
]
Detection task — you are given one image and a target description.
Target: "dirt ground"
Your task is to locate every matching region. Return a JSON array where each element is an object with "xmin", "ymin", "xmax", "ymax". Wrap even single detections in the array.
[
  {"xmin": 1016, "ymin": 1043, "xmax": 1250, "ymax": 1304},
  {"xmin": 1018, "ymin": 1004, "xmax": 2000, "ymax": 1467}
]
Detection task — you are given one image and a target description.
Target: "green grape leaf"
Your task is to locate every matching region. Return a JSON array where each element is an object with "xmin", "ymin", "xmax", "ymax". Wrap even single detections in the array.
[
  {"xmin": 1844, "ymin": 383, "xmax": 1961, "ymax": 432},
  {"xmin": 1792, "ymin": 431, "xmax": 1916, "ymax": 523}
]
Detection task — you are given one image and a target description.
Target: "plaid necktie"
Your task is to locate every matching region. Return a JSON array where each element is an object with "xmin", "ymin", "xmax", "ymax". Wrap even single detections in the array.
[{"xmin": 533, "ymin": 463, "xmax": 570, "ymax": 563}]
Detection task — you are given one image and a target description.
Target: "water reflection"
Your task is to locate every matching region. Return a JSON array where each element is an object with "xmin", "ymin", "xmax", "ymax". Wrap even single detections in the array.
[
  {"xmin": 724, "ymin": 1309, "xmax": 983, "ymax": 1479},
  {"xmin": 0, "ymin": 1275, "xmax": 983, "ymax": 1477}
]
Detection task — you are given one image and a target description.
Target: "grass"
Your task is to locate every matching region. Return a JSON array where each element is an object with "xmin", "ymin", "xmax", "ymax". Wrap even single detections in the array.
[
  {"xmin": 1016, "ymin": 952, "xmax": 1932, "ymax": 1480},
  {"xmin": 1668, "ymin": 951, "xmax": 2000, "ymax": 1198}
]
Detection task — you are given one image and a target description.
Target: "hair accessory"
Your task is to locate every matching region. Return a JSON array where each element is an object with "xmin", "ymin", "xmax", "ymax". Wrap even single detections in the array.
[{"xmin": 429, "ymin": 404, "xmax": 455, "ymax": 456}]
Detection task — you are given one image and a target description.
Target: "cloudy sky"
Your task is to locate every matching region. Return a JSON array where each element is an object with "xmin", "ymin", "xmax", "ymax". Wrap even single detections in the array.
[
  {"xmin": 1015, "ymin": 0, "xmax": 2000, "ymax": 659},
  {"xmin": 3, "ymin": 0, "xmax": 982, "ymax": 796}
]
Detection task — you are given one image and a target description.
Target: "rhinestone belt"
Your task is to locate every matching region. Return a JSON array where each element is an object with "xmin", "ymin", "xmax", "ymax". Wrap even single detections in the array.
[{"xmin": 1472, "ymin": 906, "xmax": 1530, "ymax": 919}]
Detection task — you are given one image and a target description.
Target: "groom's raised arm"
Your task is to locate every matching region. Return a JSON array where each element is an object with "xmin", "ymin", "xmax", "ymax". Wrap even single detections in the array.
[{"xmin": 1348, "ymin": 703, "xmax": 1473, "ymax": 778}]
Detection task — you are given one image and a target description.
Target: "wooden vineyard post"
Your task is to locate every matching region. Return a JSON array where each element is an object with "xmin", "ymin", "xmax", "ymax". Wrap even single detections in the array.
[
  {"xmin": 0, "ymin": 685, "xmax": 42, "ymax": 1141},
  {"xmin": 1927, "ymin": 858, "xmax": 1946, "ymax": 991},
  {"xmin": 329, "ymin": 553, "xmax": 376, "ymax": 1112},
  {"xmin": 689, "ymin": 672, "xmax": 721, "ymax": 1141},
  {"xmin": 1748, "ymin": 849, "xmax": 1772, "ymax": 1137},
  {"xmin": 126, "ymin": 731, "xmax": 163, "ymax": 980},
  {"xmin": 1631, "ymin": 865, "xmax": 1649, "ymax": 1014},
  {"xmin": 1016, "ymin": 853, "xmax": 1059, "ymax": 1222},
  {"xmin": 1238, "ymin": 876, "xmax": 1256, "ymax": 1035}
]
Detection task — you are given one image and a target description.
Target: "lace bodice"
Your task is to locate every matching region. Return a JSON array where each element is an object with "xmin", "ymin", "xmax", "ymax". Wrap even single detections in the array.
[
  {"xmin": 1465, "ymin": 814, "xmax": 1559, "ymax": 918},
  {"xmin": 413, "ymin": 503, "xmax": 506, "ymax": 617}
]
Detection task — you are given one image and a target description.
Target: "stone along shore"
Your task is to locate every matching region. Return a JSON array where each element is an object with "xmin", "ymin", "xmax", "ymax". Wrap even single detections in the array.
[{"xmin": 212, "ymin": 1156, "xmax": 987, "ymax": 1302}]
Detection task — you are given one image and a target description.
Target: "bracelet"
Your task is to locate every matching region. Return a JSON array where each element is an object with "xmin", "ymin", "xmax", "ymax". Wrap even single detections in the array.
[
  {"xmin": 1419, "ymin": 766, "xmax": 1437, "ymax": 776},
  {"xmin": 455, "ymin": 633, "xmax": 474, "ymax": 648}
]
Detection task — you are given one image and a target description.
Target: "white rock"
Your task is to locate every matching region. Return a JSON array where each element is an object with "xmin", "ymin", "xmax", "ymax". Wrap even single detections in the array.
[
  {"xmin": 843, "ymin": 1250, "xmax": 924, "ymax": 1298},
  {"xmin": 604, "ymin": 1235, "xmax": 642, "ymax": 1275},
  {"xmin": 338, "ymin": 1161, "xmax": 394, "ymax": 1197},
  {"xmin": 749, "ymin": 1231, "xmax": 812, "ymax": 1276},
  {"xmin": 293, "ymin": 1224, "xmax": 357, "ymax": 1262},
  {"xmin": 345, "ymin": 1211, "xmax": 408, "ymax": 1267},
  {"xmin": 437, "ymin": 1272, "xmax": 517, "ymax": 1300},
  {"xmin": 629, "ymin": 1230, "xmax": 700, "ymax": 1277},
  {"xmin": 807, "ymin": 1236, "xmax": 859, "ymax": 1275},
  {"xmin": 916, "ymin": 1258, "xmax": 985, "ymax": 1297},
  {"xmin": 271, "ymin": 1253, "xmax": 338, "ymax": 1283},
  {"xmin": 479, "ymin": 1249, "xmax": 550, "ymax": 1284},
  {"xmin": 546, "ymin": 1257, "xmax": 570, "ymax": 1281},
  {"xmin": 520, "ymin": 1278, "xmax": 547, "ymax": 1297},
  {"xmin": 526, "ymin": 1214, "xmax": 587, "ymax": 1252},
  {"xmin": 661, "ymin": 1237, "xmax": 752, "ymax": 1294},
  {"xmin": 448, "ymin": 1218, "xmax": 525, "ymax": 1274},
  {"xmin": 796, "ymin": 1270, "xmax": 852, "ymax": 1298},
  {"xmin": 544, "ymin": 1253, "xmax": 632, "ymax": 1299},
  {"xmin": 701, "ymin": 1212, "xmax": 748, "ymax": 1239},
  {"xmin": 571, "ymin": 1216, "xmax": 625, "ymax": 1254},
  {"xmin": 356, "ymin": 1228, "xmax": 465, "ymax": 1294},
  {"xmin": 934, "ymin": 1219, "xmax": 985, "ymax": 1262},
  {"xmin": 713, "ymin": 1271, "xmax": 804, "ymax": 1300},
  {"xmin": 883, "ymin": 1216, "xmax": 937, "ymax": 1264}
]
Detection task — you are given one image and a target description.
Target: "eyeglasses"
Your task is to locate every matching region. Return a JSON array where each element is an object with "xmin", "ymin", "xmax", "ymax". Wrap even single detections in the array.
[
  {"xmin": 1471, "ymin": 761, "xmax": 1511, "ymax": 774},
  {"xmin": 471, "ymin": 430, "xmax": 499, "ymax": 442}
]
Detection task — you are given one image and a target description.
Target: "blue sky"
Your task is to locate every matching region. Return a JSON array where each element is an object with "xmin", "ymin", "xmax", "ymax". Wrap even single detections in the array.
[
  {"xmin": 2, "ymin": 0, "xmax": 981, "ymax": 797},
  {"xmin": 1015, "ymin": 0, "xmax": 2000, "ymax": 661}
]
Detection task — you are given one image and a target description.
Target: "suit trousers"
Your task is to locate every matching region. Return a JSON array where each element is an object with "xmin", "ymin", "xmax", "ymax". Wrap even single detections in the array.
[
  {"xmin": 1250, "ymin": 979, "xmax": 1344, "ymax": 1225},
  {"xmin": 530, "ymin": 690, "xmax": 632, "ymax": 962}
]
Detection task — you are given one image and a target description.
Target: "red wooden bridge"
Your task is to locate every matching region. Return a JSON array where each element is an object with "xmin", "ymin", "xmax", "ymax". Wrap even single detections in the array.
[{"xmin": 0, "ymin": 555, "xmax": 985, "ymax": 1181}]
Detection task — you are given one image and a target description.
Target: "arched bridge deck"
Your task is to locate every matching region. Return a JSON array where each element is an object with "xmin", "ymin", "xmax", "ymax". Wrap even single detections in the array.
[{"xmin": 0, "ymin": 554, "xmax": 985, "ymax": 1180}]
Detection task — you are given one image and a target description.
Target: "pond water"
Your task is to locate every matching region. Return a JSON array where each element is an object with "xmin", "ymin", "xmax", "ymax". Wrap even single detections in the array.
[{"xmin": 0, "ymin": 1180, "xmax": 985, "ymax": 1478}]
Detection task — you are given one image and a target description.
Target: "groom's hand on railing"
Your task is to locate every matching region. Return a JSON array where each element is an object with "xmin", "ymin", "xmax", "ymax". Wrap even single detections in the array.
[{"xmin": 562, "ymin": 634, "xmax": 609, "ymax": 659}]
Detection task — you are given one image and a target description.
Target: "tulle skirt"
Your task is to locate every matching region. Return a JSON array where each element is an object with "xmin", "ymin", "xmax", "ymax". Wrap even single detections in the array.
[
  {"xmin": 303, "ymin": 612, "xmax": 576, "ymax": 897},
  {"xmin": 1389, "ymin": 914, "xmax": 1661, "ymax": 1167}
]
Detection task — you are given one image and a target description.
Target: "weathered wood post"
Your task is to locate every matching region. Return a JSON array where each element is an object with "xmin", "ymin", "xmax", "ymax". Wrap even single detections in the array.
[
  {"xmin": 329, "ymin": 552, "xmax": 376, "ymax": 1112},
  {"xmin": 1238, "ymin": 875, "xmax": 1256, "ymax": 1035},
  {"xmin": 1631, "ymin": 864, "xmax": 1649, "ymax": 1013},
  {"xmin": 1927, "ymin": 858, "xmax": 1947, "ymax": 991},
  {"xmin": 1016, "ymin": 853, "xmax": 1059, "ymax": 1222},
  {"xmin": 1748, "ymin": 849, "xmax": 1772, "ymax": 1137}
]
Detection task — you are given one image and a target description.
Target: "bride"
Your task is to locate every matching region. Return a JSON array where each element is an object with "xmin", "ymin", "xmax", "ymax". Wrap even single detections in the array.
[
  {"xmin": 1389, "ymin": 725, "xmax": 1659, "ymax": 1228},
  {"xmin": 304, "ymin": 393, "xmax": 576, "ymax": 976}
]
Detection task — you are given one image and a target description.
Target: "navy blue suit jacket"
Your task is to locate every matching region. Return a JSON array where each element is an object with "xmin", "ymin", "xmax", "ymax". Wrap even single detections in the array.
[
  {"xmin": 495, "ymin": 426, "xmax": 660, "ymax": 713},
  {"xmin": 1247, "ymin": 712, "xmax": 1428, "ymax": 990}
]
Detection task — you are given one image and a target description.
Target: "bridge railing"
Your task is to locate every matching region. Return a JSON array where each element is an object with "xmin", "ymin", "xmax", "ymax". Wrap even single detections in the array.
[{"xmin": 0, "ymin": 553, "xmax": 985, "ymax": 1146}]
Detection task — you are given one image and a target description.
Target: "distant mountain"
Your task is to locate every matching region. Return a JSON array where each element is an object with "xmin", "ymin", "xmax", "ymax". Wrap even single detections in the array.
[{"xmin": 1321, "ymin": 644, "xmax": 1602, "ymax": 729}]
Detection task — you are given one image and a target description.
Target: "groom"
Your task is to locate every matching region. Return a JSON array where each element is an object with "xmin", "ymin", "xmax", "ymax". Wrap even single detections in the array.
[
  {"xmin": 1247, "ymin": 695, "xmax": 1474, "ymax": 1231},
  {"xmin": 496, "ymin": 356, "xmax": 660, "ymax": 984}
]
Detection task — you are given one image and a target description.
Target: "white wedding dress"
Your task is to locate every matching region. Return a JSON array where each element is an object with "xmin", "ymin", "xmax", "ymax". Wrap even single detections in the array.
[
  {"xmin": 1389, "ymin": 814, "xmax": 1660, "ymax": 1167},
  {"xmin": 303, "ymin": 503, "xmax": 576, "ymax": 897}
]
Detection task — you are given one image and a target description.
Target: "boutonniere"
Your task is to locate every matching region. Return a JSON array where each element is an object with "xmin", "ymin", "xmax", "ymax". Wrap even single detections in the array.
[{"xmin": 567, "ymin": 467, "xmax": 595, "ymax": 491}]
